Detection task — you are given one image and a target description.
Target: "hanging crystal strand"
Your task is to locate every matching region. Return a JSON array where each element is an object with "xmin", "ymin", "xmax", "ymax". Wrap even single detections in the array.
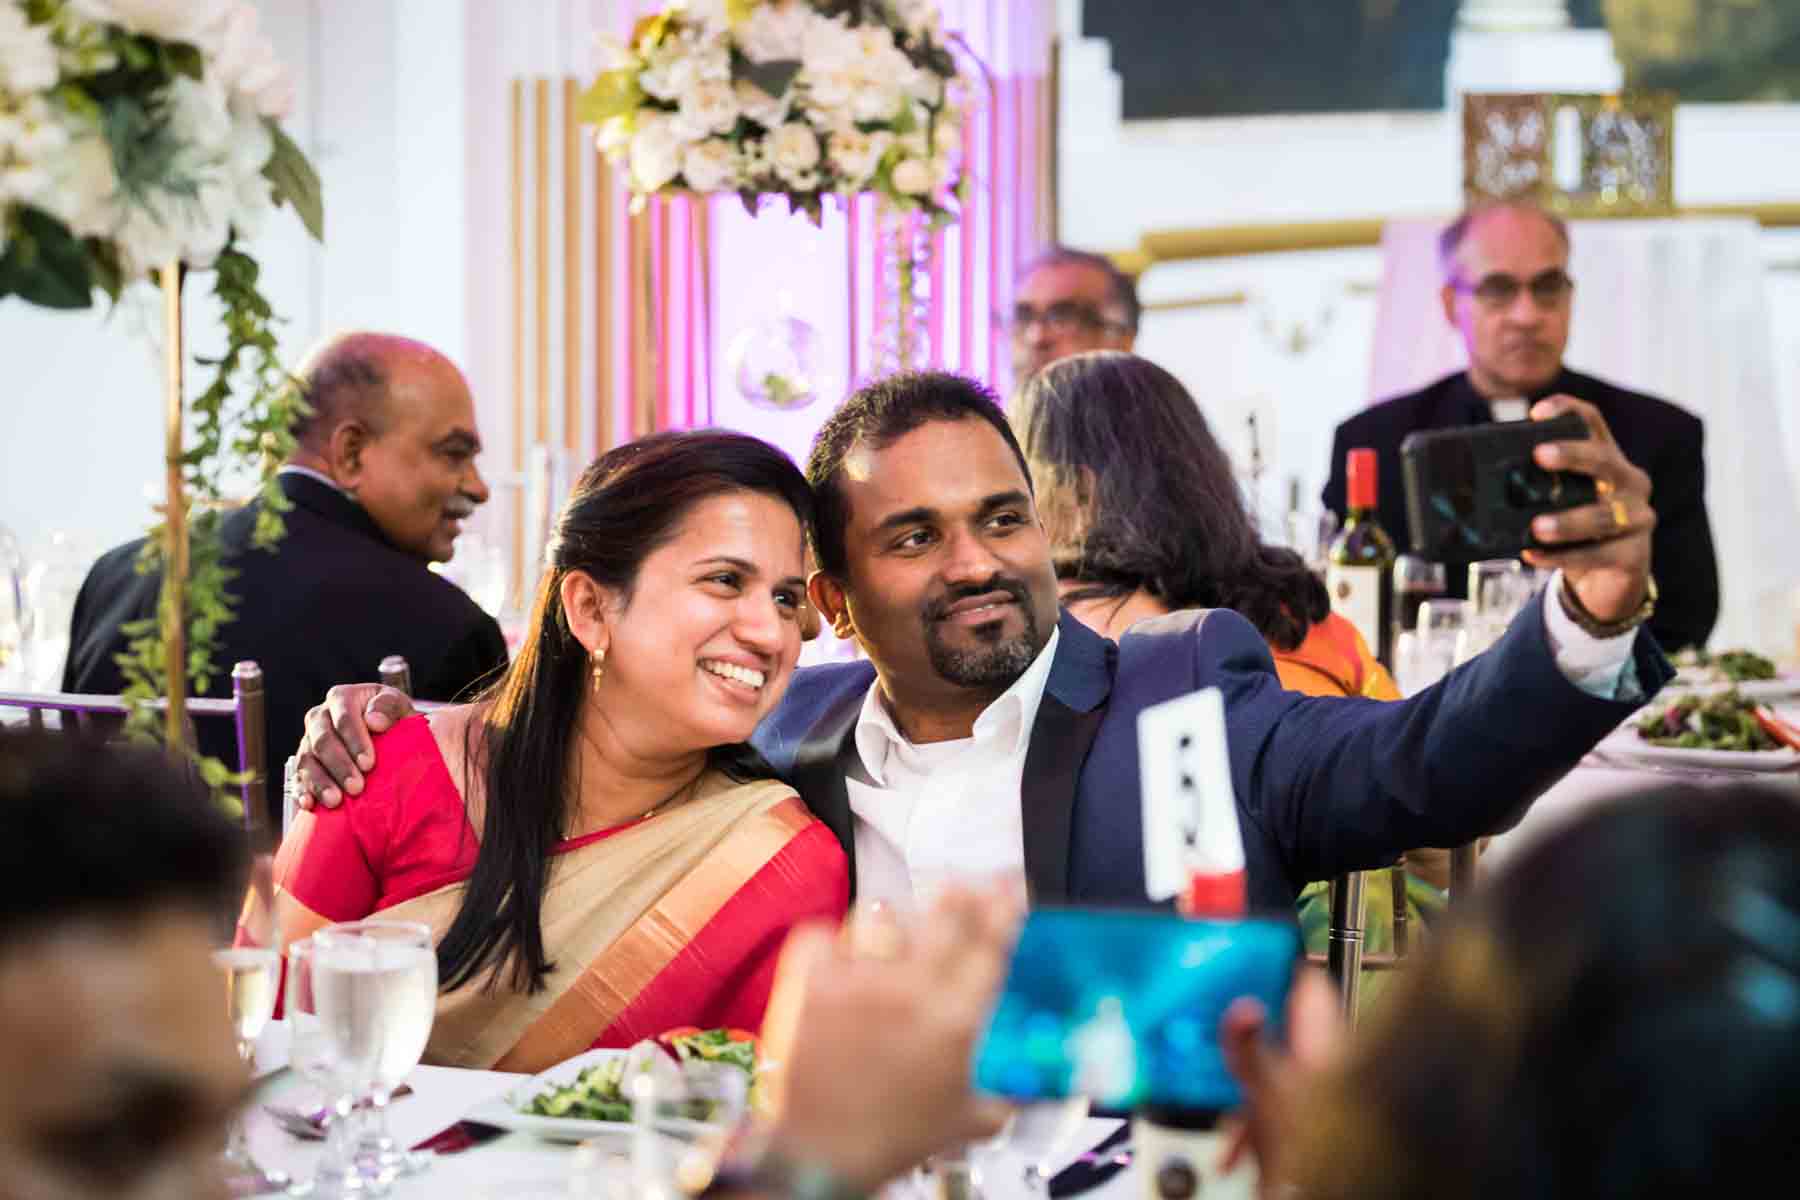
[{"xmin": 870, "ymin": 200, "xmax": 934, "ymax": 379}]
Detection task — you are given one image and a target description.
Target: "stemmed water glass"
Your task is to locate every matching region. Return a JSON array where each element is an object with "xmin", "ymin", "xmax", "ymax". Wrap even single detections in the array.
[
  {"xmin": 212, "ymin": 946, "xmax": 288, "ymax": 1195},
  {"xmin": 283, "ymin": 936, "xmax": 365, "ymax": 1196},
  {"xmin": 311, "ymin": 919, "xmax": 438, "ymax": 1188}
]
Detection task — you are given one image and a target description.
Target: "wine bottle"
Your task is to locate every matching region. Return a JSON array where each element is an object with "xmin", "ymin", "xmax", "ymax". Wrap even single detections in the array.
[{"xmin": 1328, "ymin": 448, "xmax": 1397, "ymax": 667}]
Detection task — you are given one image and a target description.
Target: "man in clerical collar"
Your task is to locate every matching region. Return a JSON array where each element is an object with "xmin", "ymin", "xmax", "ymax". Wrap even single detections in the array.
[{"xmin": 1323, "ymin": 203, "xmax": 1719, "ymax": 652}]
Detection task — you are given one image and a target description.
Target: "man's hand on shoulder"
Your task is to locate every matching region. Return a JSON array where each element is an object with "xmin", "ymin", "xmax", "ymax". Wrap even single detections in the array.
[
  {"xmin": 1521, "ymin": 395, "xmax": 1656, "ymax": 624},
  {"xmin": 293, "ymin": 684, "xmax": 417, "ymax": 809}
]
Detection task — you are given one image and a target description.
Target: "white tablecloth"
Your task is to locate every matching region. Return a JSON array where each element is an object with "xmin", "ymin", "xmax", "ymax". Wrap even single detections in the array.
[
  {"xmin": 1368, "ymin": 216, "xmax": 1800, "ymax": 657},
  {"xmin": 247, "ymin": 1024, "xmax": 1140, "ymax": 1198}
]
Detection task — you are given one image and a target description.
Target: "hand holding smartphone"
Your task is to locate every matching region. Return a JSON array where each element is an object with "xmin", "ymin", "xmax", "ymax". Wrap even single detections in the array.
[{"xmin": 1400, "ymin": 410, "xmax": 1597, "ymax": 561}]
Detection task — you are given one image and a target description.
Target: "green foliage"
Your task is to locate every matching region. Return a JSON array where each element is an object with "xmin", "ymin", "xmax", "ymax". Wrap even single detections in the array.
[
  {"xmin": 113, "ymin": 246, "xmax": 307, "ymax": 814},
  {"xmin": 0, "ymin": 208, "xmax": 96, "ymax": 308},
  {"xmin": 264, "ymin": 120, "xmax": 323, "ymax": 240},
  {"xmin": 577, "ymin": 69, "xmax": 647, "ymax": 127},
  {"xmin": 731, "ymin": 51, "xmax": 800, "ymax": 102}
]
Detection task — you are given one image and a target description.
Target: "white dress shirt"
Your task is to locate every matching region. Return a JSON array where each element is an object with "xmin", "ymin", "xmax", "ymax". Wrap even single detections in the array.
[
  {"xmin": 847, "ymin": 628, "xmax": 1059, "ymax": 908},
  {"xmin": 844, "ymin": 573, "xmax": 1639, "ymax": 903}
]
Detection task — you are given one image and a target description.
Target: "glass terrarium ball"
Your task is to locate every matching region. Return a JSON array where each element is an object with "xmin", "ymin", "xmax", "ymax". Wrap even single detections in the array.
[{"xmin": 729, "ymin": 314, "xmax": 821, "ymax": 411}]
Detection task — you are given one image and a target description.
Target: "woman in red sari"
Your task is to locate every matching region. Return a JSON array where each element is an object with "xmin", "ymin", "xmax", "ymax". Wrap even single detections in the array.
[{"xmin": 266, "ymin": 431, "xmax": 848, "ymax": 1072}]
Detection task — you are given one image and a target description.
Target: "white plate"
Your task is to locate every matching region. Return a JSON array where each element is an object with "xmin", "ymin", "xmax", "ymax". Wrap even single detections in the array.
[
  {"xmin": 1597, "ymin": 726, "xmax": 1800, "ymax": 775},
  {"xmin": 463, "ymin": 1048, "xmax": 725, "ymax": 1145},
  {"xmin": 1664, "ymin": 675, "xmax": 1800, "ymax": 702}
]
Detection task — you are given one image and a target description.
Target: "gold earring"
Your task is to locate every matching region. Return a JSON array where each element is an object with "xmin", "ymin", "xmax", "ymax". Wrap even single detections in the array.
[{"xmin": 591, "ymin": 647, "xmax": 607, "ymax": 689}]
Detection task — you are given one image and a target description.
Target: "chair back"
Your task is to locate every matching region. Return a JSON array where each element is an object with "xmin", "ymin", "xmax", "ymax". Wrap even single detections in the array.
[{"xmin": 0, "ymin": 661, "xmax": 273, "ymax": 850}]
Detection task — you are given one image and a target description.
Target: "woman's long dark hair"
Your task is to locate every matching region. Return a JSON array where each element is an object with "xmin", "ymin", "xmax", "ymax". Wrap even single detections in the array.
[
  {"xmin": 435, "ymin": 430, "xmax": 814, "ymax": 994},
  {"xmin": 1015, "ymin": 351, "xmax": 1328, "ymax": 650}
]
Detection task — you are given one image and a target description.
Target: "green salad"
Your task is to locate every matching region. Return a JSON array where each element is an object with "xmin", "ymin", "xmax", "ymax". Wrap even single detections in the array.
[
  {"xmin": 524, "ymin": 1028, "xmax": 759, "ymax": 1123},
  {"xmin": 1636, "ymin": 690, "xmax": 1779, "ymax": 752},
  {"xmin": 1674, "ymin": 647, "xmax": 1779, "ymax": 683}
]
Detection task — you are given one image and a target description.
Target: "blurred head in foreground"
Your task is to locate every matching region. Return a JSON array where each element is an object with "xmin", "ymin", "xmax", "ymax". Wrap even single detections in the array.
[
  {"xmin": 1294, "ymin": 784, "xmax": 1800, "ymax": 1200},
  {"xmin": 0, "ymin": 733, "xmax": 249, "ymax": 1200}
]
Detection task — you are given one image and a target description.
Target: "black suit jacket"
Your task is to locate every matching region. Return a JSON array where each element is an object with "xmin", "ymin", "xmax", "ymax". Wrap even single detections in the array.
[
  {"xmin": 751, "ymin": 605, "xmax": 1671, "ymax": 912},
  {"xmin": 1322, "ymin": 368, "xmax": 1719, "ymax": 652},
  {"xmin": 63, "ymin": 473, "xmax": 508, "ymax": 826}
]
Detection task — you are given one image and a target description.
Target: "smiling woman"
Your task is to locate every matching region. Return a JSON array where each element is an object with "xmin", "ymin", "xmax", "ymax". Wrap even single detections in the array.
[{"xmin": 263, "ymin": 430, "xmax": 849, "ymax": 1073}]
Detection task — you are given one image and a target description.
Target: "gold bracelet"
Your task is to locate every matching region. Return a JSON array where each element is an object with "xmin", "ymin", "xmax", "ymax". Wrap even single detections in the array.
[{"xmin": 1557, "ymin": 575, "xmax": 1658, "ymax": 638}]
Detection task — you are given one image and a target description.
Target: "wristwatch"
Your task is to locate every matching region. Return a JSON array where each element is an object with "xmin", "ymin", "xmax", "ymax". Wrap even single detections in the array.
[
  {"xmin": 696, "ymin": 1130, "xmax": 867, "ymax": 1200},
  {"xmin": 1558, "ymin": 574, "xmax": 1658, "ymax": 639}
]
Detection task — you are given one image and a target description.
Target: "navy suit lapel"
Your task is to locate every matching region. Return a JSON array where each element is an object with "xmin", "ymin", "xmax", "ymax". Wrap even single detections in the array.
[
  {"xmin": 789, "ymin": 687, "xmax": 865, "ymax": 892},
  {"xmin": 1019, "ymin": 613, "xmax": 1115, "ymax": 904}
]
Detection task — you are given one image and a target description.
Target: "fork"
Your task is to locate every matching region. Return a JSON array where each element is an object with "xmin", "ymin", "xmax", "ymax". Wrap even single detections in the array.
[{"xmin": 265, "ymin": 1084, "xmax": 414, "ymax": 1139}]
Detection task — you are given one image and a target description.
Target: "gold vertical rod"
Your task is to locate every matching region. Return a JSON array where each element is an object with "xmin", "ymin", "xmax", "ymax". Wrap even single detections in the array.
[
  {"xmin": 509, "ymin": 79, "xmax": 526, "ymax": 606},
  {"xmin": 562, "ymin": 78, "xmax": 581, "ymax": 455},
  {"xmin": 655, "ymin": 200, "xmax": 670, "ymax": 430},
  {"xmin": 534, "ymin": 78, "xmax": 551, "ymax": 448},
  {"xmin": 595, "ymin": 149, "xmax": 614, "ymax": 452},
  {"xmin": 159, "ymin": 259, "xmax": 188, "ymax": 751},
  {"xmin": 629, "ymin": 205, "xmax": 653, "ymax": 438},
  {"xmin": 692, "ymin": 198, "xmax": 713, "ymax": 424}
]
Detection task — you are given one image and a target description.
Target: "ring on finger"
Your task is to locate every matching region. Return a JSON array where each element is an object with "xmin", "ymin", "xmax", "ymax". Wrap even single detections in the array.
[
  {"xmin": 1594, "ymin": 477, "xmax": 1616, "ymax": 499},
  {"xmin": 1609, "ymin": 498, "xmax": 1629, "ymax": 529}
]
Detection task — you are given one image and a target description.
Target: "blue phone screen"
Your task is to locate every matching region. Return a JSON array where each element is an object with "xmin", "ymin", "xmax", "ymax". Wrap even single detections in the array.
[{"xmin": 972, "ymin": 910, "xmax": 1300, "ymax": 1111}]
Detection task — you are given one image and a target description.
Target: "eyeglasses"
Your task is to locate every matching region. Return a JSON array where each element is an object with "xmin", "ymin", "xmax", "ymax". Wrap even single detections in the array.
[
  {"xmin": 999, "ymin": 301, "xmax": 1130, "ymax": 339},
  {"xmin": 1452, "ymin": 269, "xmax": 1574, "ymax": 310}
]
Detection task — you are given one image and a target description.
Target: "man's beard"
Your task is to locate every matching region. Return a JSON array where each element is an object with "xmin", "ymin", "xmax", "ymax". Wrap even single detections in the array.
[{"xmin": 922, "ymin": 575, "xmax": 1045, "ymax": 690}]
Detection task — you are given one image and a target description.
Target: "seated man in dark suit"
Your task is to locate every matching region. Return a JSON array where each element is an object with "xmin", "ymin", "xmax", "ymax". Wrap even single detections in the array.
[
  {"xmin": 63, "ymin": 332, "xmax": 508, "ymax": 829},
  {"xmin": 1324, "ymin": 203, "xmax": 1718, "ymax": 652},
  {"xmin": 293, "ymin": 372, "xmax": 1670, "ymax": 915}
]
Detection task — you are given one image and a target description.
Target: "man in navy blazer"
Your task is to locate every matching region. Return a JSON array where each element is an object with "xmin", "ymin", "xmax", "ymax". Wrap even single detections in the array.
[{"xmin": 292, "ymin": 371, "xmax": 1669, "ymax": 914}]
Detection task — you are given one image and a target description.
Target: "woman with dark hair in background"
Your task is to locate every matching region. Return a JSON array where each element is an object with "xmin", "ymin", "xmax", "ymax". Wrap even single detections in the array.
[
  {"xmin": 267, "ymin": 430, "xmax": 848, "ymax": 1072},
  {"xmin": 1013, "ymin": 350, "xmax": 1397, "ymax": 699},
  {"xmin": 1222, "ymin": 784, "xmax": 1800, "ymax": 1200},
  {"xmin": 1013, "ymin": 351, "xmax": 1428, "ymax": 978}
]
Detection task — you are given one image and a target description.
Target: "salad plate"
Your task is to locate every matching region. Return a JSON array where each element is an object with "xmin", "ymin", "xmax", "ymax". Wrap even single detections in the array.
[
  {"xmin": 465, "ymin": 1048, "xmax": 724, "ymax": 1145},
  {"xmin": 1596, "ymin": 727, "xmax": 1800, "ymax": 774}
]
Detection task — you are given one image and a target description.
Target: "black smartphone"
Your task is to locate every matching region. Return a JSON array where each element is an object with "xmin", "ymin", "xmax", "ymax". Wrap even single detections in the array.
[
  {"xmin": 971, "ymin": 910, "xmax": 1301, "ymax": 1112},
  {"xmin": 1400, "ymin": 410, "xmax": 1597, "ymax": 561}
]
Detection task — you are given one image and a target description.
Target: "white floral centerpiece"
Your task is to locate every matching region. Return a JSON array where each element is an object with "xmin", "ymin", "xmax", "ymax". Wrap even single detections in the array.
[
  {"xmin": 581, "ymin": 0, "xmax": 967, "ymax": 225},
  {"xmin": 0, "ymin": 0, "xmax": 321, "ymax": 799}
]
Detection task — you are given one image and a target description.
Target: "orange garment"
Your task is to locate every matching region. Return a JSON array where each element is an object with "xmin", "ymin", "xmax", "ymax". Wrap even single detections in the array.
[{"xmin": 1271, "ymin": 612, "xmax": 1401, "ymax": 700}]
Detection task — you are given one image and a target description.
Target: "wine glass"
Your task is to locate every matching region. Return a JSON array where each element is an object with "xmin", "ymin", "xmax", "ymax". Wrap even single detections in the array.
[
  {"xmin": 284, "ymin": 937, "xmax": 365, "ymax": 1197},
  {"xmin": 312, "ymin": 920, "xmax": 438, "ymax": 1185},
  {"xmin": 211, "ymin": 946, "xmax": 288, "ymax": 1193}
]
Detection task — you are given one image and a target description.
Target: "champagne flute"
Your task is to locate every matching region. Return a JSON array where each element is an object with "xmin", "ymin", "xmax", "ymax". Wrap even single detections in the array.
[
  {"xmin": 211, "ymin": 946, "xmax": 288, "ymax": 1193},
  {"xmin": 313, "ymin": 920, "xmax": 438, "ymax": 1183}
]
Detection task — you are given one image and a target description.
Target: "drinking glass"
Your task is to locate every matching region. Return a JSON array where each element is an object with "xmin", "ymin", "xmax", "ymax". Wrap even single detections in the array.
[
  {"xmin": 1285, "ymin": 508, "xmax": 1339, "ymax": 575},
  {"xmin": 1392, "ymin": 556, "xmax": 1447, "ymax": 643},
  {"xmin": 1468, "ymin": 559, "xmax": 1528, "ymax": 622},
  {"xmin": 284, "ymin": 937, "xmax": 365, "ymax": 1197},
  {"xmin": 211, "ymin": 946, "xmax": 287, "ymax": 1194},
  {"xmin": 1407, "ymin": 599, "xmax": 1469, "ymax": 687},
  {"xmin": 312, "ymin": 920, "xmax": 438, "ymax": 1186}
]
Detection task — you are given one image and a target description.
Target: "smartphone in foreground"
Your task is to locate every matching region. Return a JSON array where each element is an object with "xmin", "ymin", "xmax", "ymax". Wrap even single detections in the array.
[{"xmin": 971, "ymin": 910, "xmax": 1300, "ymax": 1113}]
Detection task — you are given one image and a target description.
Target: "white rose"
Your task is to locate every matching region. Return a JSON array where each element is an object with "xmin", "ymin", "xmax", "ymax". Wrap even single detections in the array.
[
  {"xmin": 890, "ymin": 0, "xmax": 940, "ymax": 39},
  {"xmin": 849, "ymin": 83, "xmax": 903, "ymax": 125},
  {"xmin": 594, "ymin": 115, "xmax": 631, "ymax": 158},
  {"xmin": 680, "ymin": 138, "xmax": 738, "ymax": 192},
  {"xmin": 0, "ymin": 4, "xmax": 59, "ymax": 94},
  {"xmin": 593, "ymin": 33, "xmax": 637, "ymax": 73},
  {"xmin": 739, "ymin": 0, "xmax": 810, "ymax": 64},
  {"xmin": 206, "ymin": 4, "xmax": 296, "ymax": 119},
  {"xmin": 639, "ymin": 32, "xmax": 729, "ymax": 102},
  {"xmin": 827, "ymin": 128, "xmax": 891, "ymax": 188},
  {"xmin": 29, "ymin": 107, "xmax": 118, "ymax": 240},
  {"xmin": 768, "ymin": 120, "xmax": 820, "ymax": 184},
  {"xmin": 904, "ymin": 65, "xmax": 944, "ymax": 107},
  {"xmin": 733, "ymin": 79, "xmax": 790, "ymax": 130},
  {"xmin": 678, "ymin": 0, "xmax": 732, "ymax": 36},
  {"xmin": 890, "ymin": 156, "xmax": 932, "ymax": 196},
  {"xmin": 68, "ymin": 0, "xmax": 232, "ymax": 45},
  {"xmin": 672, "ymin": 77, "xmax": 738, "ymax": 141},
  {"xmin": 627, "ymin": 112, "xmax": 684, "ymax": 192}
]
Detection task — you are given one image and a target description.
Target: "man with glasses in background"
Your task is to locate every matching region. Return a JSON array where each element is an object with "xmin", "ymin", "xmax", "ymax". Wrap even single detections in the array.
[
  {"xmin": 1006, "ymin": 246, "xmax": 1140, "ymax": 385},
  {"xmin": 1323, "ymin": 203, "xmax": 1718, "ymax": 652}
]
